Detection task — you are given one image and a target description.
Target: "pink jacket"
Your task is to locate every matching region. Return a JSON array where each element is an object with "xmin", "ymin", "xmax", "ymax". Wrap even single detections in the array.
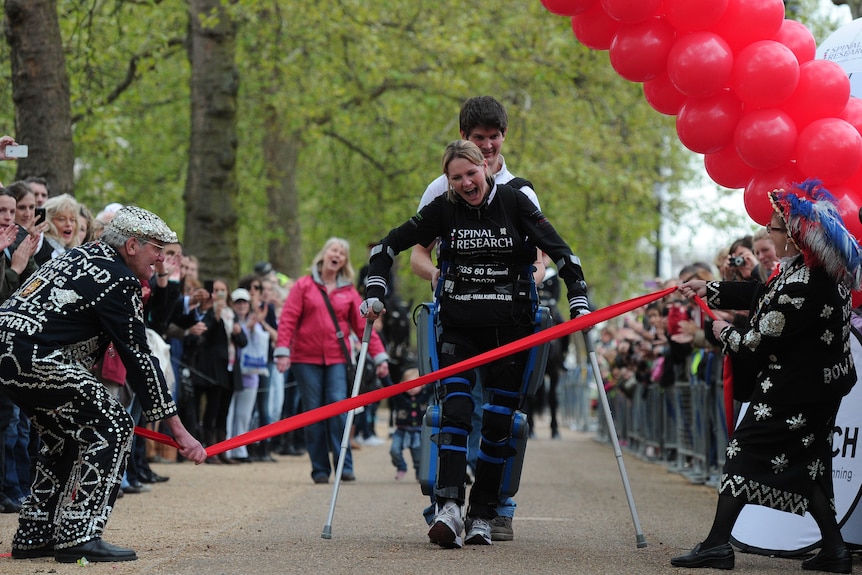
[{"xmin": 273, "ymin": 273, "xmax": 388, "ymax": 366}]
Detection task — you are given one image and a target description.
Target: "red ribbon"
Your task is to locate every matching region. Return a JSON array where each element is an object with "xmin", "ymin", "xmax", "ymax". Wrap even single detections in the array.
[
  {"xmin": 692, "ymin": 295, "xmax": 716, "ymax": 321},
  {"xmin": 137, "ymin": 287, "xmax": 677, "ymax": 456}
]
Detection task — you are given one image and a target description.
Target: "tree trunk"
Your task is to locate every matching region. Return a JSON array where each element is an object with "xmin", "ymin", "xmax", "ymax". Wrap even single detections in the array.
[
  {"xmin": 184, "ymin": 0, "xmax": 239, "ymax": 282},
  {"xmin": 262, "ymin": 116, "xmax": 303, "ymax": 280},
  {"xmin": 4, "ymin": 0, "xmax": 74, "ymax": 196}
]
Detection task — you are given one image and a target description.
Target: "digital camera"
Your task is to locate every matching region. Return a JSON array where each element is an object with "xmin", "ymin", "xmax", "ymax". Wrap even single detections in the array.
[{"xmin": 729, "ymin": 255, "xmax": 746, "ymax": 267}]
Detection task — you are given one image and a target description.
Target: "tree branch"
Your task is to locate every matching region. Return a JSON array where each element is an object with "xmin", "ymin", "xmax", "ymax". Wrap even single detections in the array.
[
  {"xmin": 322, "ymin": 129, "xmax": 411, "ymax": 178},
  {"xmin": 71, "ymin": 37, "xmax": 185, "ymax": 123}
]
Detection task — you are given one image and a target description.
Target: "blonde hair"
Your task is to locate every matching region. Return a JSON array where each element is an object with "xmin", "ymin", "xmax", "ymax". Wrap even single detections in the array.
[
  {"xmin": 442, "ymin": 140, "xmax": 494, "ymax": 203},
  {"xmin": 311, "ymin": 237, "xmax": 355, "ymax": 282},
  {"xmin": 401, "ymin": 367, "xmax": 420, "ymax": 382},
  {"xmin": 43, "ymin": 193, "xmax": 81, "ymax": 247}
]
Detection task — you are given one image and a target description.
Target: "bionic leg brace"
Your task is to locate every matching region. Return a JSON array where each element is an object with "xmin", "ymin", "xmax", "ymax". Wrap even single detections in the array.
[{"xmin": 418, "ymin": 304, "xmax": 553, "ymax": 501}]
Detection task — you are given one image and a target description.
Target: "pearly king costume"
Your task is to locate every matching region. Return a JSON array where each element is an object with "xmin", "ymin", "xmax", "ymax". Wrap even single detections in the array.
[
  {"xmin": 0, "ymin": 207, "xmax": 178, "ymax": 553},
  {"xmin": 707, "ymin": 181, "xmax": 862, "ymax": 517}
]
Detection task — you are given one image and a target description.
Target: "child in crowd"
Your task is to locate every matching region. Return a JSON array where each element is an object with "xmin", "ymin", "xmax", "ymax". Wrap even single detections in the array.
[{"xmin": 390, "ymin": 367, "xmax": 431, "ymax": 481}]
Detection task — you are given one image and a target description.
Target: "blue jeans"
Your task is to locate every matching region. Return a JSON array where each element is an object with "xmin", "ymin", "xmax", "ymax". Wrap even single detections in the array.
[
  {"xmin": 390, "ymin": 428, "xmax": 421, "ymax": 474},
  {"xmin": 291, "ymin": 363, "xmax": 353, "ymax": 479},
  {"xmin": 3, "ymin": 404, "xmax": 30, "ymax": 502}
]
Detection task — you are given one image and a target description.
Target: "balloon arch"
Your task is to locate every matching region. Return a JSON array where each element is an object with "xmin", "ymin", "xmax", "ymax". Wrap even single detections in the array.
[{"xmin": 540, "ymin": 0, "xmax": 862, "ymax": 243}]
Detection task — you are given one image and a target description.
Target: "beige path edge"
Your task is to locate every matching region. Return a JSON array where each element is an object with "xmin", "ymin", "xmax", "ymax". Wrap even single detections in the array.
[{"xmin": 0, "ymin": 411, "xmax": 838, "ymax": 574}]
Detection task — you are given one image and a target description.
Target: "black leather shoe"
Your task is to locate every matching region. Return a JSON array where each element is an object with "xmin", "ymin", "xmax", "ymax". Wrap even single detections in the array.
[
  {"xmin": 0, "ymin": 498, "xmax": 22, "ymax": 513},
  {"xmin": 55, "ymin": 539, "xmax": 137, "ymax": 563},
  {"xmin": 802, "ymin": 547, "xmax": 852, "ymax": 573},
  {"xmin": 12, "ymin": 541, "xmax": 54, "ymax": 559},
  {"xmin": 139, "ymin": 470, "xmax": 169, "ymax": 483},
  {"xmin": 671, "ymin": 543, "xmax": 735, "ymax": 570}
]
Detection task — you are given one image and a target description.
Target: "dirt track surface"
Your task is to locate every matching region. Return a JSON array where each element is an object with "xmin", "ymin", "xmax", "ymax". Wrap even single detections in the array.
[{"xmin": 0, "ymin": 411, "xmax": 849, "ymax": 575}]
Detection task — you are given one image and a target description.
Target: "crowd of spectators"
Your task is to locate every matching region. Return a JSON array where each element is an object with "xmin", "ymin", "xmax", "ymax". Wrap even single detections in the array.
[
  {"xmin": 0, "ymin": 170, "xmax": 424, "ymax": 518},
  {"xmin": 594, "ymin": 230, "xmax": 779, "ymax": 409},
  {"xmin": 0, "ymin": 174, "xmax": 363, "ymax": 510}
]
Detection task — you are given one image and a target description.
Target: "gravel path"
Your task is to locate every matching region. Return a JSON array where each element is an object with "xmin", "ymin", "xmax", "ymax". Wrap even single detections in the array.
[{"xmin": 0, "ymin": 411, "xmax": 842, "ymax": 574}]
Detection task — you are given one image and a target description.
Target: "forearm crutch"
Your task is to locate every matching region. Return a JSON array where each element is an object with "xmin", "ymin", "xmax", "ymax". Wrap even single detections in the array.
[
  {"xmin": 582, "ymin": 330, "xmax": 648, "ymax": 548},
  {"xmin": 322, "ymin": 300, "xmax": 384, "ymax": 539}
]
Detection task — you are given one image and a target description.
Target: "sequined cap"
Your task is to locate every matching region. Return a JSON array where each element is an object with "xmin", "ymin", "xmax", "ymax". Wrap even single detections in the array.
[{"xmin": 106, "ymin": 206, "xmax": 178, "ymax": 244}]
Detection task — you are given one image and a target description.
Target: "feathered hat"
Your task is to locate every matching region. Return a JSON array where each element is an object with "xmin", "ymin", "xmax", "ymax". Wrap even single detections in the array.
[{"xmin": 769, "ymin": 179, "xmax": 862, "ymax": 290}]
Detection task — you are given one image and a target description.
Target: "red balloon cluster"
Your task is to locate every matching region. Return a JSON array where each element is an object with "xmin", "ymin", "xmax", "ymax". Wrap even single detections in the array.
[{"xmin": 541, "ymin": 0, "xmax": 862, "ymax": 235}]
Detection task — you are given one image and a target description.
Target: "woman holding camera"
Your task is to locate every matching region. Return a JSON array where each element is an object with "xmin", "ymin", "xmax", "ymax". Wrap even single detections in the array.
[
  {"xmin": 723, "ymin": 235, "xmax": 758, "ymax": 282},
  {"xmin": 673, "ymin": 180, "xmax": 862, "ymax": 573}
]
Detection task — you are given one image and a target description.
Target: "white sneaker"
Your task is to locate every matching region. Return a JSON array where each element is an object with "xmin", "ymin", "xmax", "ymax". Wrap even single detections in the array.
[
  {"xmin": 465, "ymin": 516, "xmax": 492, "ymax": 545},
  {"xmin": 361, "ymin": 435, "xmax": 385, "ymax": 446},
  {"xmin": 427, "ymin": 501, "xmax": 463, "ymax": 548}
]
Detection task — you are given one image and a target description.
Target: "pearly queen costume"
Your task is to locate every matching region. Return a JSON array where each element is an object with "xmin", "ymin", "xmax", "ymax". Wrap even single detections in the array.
[
  {"xmin": 707, "ymin": 181, "xmax": 862, "ymax": 517},
  {"xmin": 0, "ymin": 207, "xmax": 178, "ymax": 552}
]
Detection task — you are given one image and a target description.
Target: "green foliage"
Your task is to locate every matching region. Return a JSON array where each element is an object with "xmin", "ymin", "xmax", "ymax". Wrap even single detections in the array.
[
  {"xmin": 5, "ymin": 0, "xmax": 706, "ymax": 308},
  {"xmin": 54, "ymin": 0, "xmax": 190, "ymax": 231}
]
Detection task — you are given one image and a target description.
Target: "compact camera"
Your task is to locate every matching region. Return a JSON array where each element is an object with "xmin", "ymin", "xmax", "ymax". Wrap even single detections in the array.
[{"xmin": 729, "ymin": 255, "xmax": 746, "ymax": 267}]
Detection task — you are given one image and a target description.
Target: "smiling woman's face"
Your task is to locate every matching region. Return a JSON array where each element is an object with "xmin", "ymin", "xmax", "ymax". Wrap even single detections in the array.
[
  {"xmin": 446, "ymin": 157, "xmax": 489, "ymax": 207},
  {"xmin": 15, "ymin": 192, "xmax": 35, "ymax": 229}
]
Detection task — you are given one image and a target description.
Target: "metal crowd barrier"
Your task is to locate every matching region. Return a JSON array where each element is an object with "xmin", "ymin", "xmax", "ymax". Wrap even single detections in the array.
[{"xmin": 558, "ymin": 348, "xmax": 730, "ymax": 486}]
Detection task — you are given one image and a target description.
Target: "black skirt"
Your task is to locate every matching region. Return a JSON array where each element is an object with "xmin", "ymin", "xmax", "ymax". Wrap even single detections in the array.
[{"xmin": 719, "ymin": 398, "xmax": 840, "ymax": 515}]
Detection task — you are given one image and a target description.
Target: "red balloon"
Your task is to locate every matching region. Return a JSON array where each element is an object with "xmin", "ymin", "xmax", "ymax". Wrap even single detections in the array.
[
  {"xmin": 731, "ymin": 41, "xmax": 799, "ymax": 108},
  {"xmin": 571, "ymin": 3, "xmax": 621, "ymax": 50},
  {"xmin": 772, "ymin": 19, "xmax": 816, "ymax": 64},
  {"xmin": 711, "ymin": 0, "xmax": 786, "ymax": 53},
  {"xmin": 782, "ymin": 60, "xmax": 851, "ymax": 129},
  {"xmin": 609, "ymin": 19, "xmax": 676, "ymax": 82},
  {"xmin": 643, "ymin": 72, "xmax": 687, "ymax": 115},
  {"xmin": 795, "ymin": 118, "xmax": 862, "ymax": 185},
  {"xmin": 676, "ymin": 90, "xmax": 743, "ymax": 154},
  {"xmin": 744, "ymin": 164, "xmax": 803, "ymax": 225},
  {"xmin": 667, "ymin": 32, "xmax": 734, "ymax": 98},
  {"xmin": 600, "ymin": 0, "xmax": 661, "ymax": 24},
  {"xmin": 540, "ymin": 0, "xmax": 597, "ymax": 16},
  {"xmin": 843, "ymin": 161, "xmax": 862, "ymax": 192},
  {"xmin": 664, "ymin": 0, "xmax": 729, "ymax": 33},
  {"xmin": 704, "ymin": 145, "xmax": 755, "ymax": 189},
  {"xmin": 734, "ymin": 108, "xmax": 797, "ymax": 171},
  {"xmin": 840, "ymin": 97, "xmax": 862, "ymax": 135},
  {"xmin": 833, "ymin": 189, "xmax": 862, "ymax": 243}
]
